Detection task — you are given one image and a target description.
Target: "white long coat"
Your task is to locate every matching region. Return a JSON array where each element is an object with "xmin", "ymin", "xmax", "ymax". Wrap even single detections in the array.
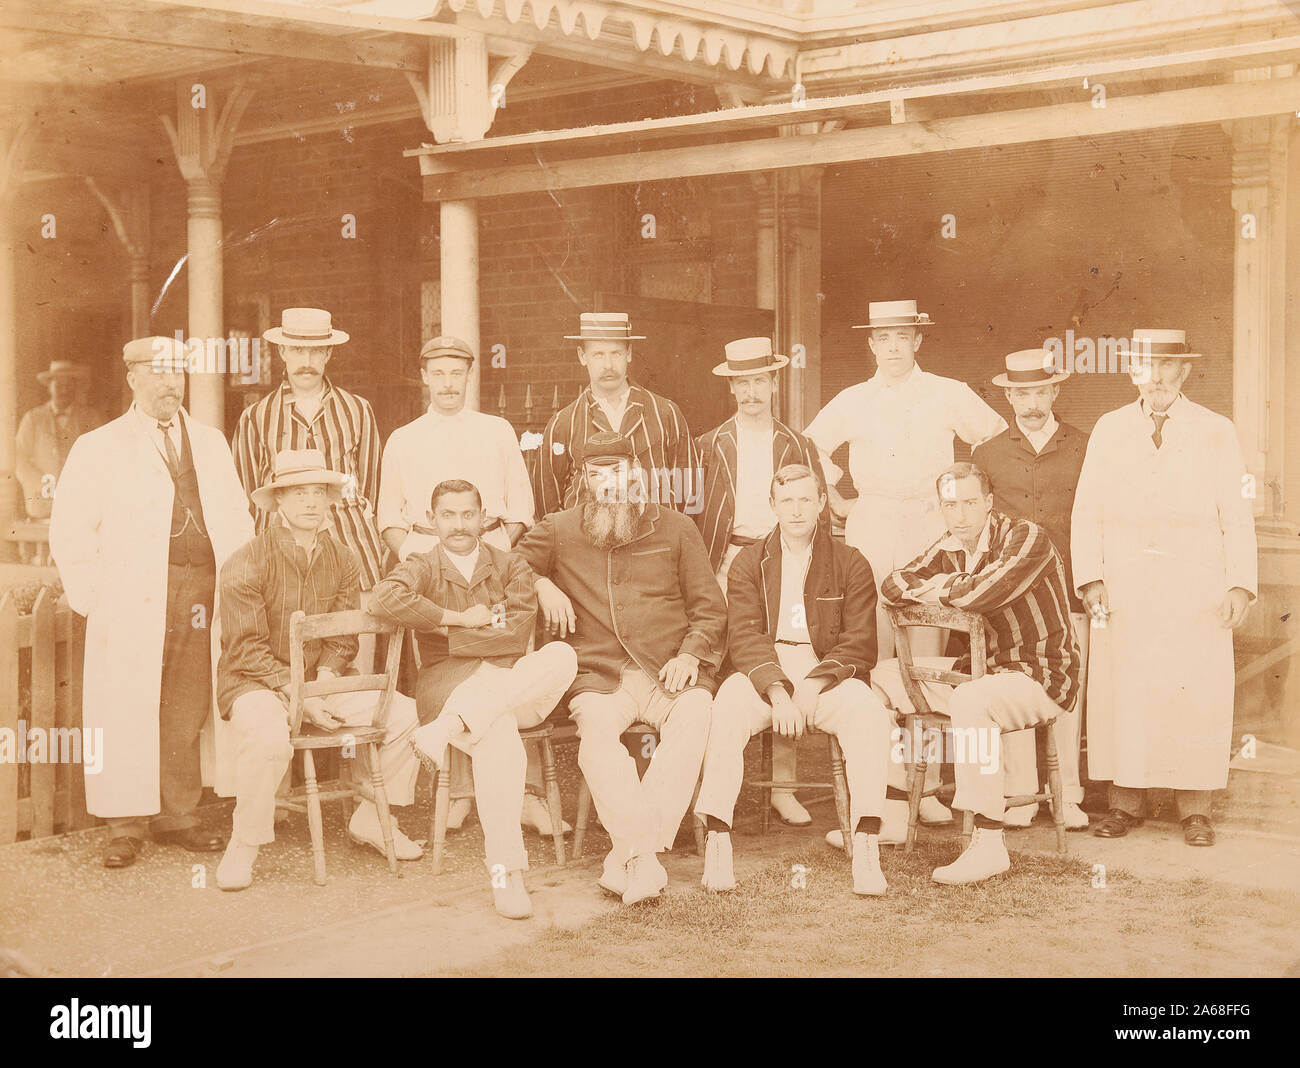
[
  {"xmin": 49, "ymin": 407, "xmax": 253, "ymax": 817},
  {"xmin": 1070, "ymin": 397, "xmax": 1257, "ymax": 790}
]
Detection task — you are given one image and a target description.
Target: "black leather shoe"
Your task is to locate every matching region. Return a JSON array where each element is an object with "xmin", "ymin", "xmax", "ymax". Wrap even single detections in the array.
[
  {"xmin": 154, "ymin": 827, "xmax": 226, "ymax": 853},
  {"xmin": 1181, "ymin": 814, "xmax": 1216, "ymax": 847},
  {"xmin": 1092, "ymin": 808, "xmax": 1143, "ymax": 838},
  {"xmin": 103, "ymin": 836, "xmax": 142, "ymax": 868}
]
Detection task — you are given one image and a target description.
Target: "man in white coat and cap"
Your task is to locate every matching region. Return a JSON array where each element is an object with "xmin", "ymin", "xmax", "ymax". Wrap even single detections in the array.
[
  {"xmin": 1071, "ymin": 329, "xmax": 1257, "ymax": 847},
  {"xmin": 50, "ymin": 336, "xmax": 253, "ymax": 868}
]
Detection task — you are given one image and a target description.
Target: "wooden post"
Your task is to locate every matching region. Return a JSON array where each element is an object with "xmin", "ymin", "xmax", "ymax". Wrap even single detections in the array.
[
  {"xmin": 1227, "ymin": 98, "xmax": 1290, "ymax": 518},
  {"xmin": 776, "ymin": 164, "xmax": 824, "ymax": 430},
  {"xmin": 162, "ymin": 80, "xmax": 254, "ymax": 431},
  {"xmin": 441, "ymin": 198, "xmax": 481, "ymax": 411}
]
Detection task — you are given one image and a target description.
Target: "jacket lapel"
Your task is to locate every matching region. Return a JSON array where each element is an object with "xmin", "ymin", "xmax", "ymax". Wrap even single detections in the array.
[{"xmin": 759, "ymin": 527, "xmax": 781, "ymax": 632}]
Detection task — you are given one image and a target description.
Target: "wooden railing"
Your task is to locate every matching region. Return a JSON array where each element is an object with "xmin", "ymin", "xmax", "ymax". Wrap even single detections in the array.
[{"xmin": 0, "ymin": 589, "xmax": 93, "ymax": 842}]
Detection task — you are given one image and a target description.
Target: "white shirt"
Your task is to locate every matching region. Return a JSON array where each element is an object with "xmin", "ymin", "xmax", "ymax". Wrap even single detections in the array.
[
  {"xmin": 378, "ymin": 406, "xmax": 535, "ymax": 539},
  {"xmin": 1016, "ymin": 412, "xmax": 1058, "ymax": 454},
  {"xmin": 732, "ymin": 422, "xmax": 777, "ymax": 539},
  {"xmin": 805, "ymin": 363, "xmax": 1006, "ymax": 500},
  {"xmin": 133, "ymin": 403, "xmax": 181, "ymax": 466},
  {"xmin": 594, "ymin": 387, "xmax": 631, "ymax": 432},
  {"xmin": 938, "ymin": 514, "xmax": 993, "ymax": 573},
  {"xmin": 441, "ymin": 543, "xmax": 480, "ymax": 584},
  {"xmin": 774, "ymin": 535, "xmax": 815, "ymax": 643}
]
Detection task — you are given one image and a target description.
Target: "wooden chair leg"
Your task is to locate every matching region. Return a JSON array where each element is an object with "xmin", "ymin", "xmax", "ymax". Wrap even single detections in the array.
[
  {"xmin": 302, "ymin": 750, "xmax": 327, "ymax": 886},
  {"xmin": 1044, "ymin": 721, "xmax": 1067, "ymax": 854},
  {"xmin": 759, "ymin": 729, "xmax": 774, "ymax": 837},
  {"xmin": 960, "ymin": 809, "xmax": 974, "ymax": 851},
  {"xmin": 904, "ymin": 717, "xmax": 927, "ymax": 855},
  {"xmin": 431, "ymin": 765, "xmax": 450, "ymax": 875},
  {"xmin": 828, "ymin": 735, "xmax": 853, "ymax": 861},
  {"xmin": 539, "ymin": 734, "xmax": 566, "ymax": 867},
  {"xmin": 368, "ymin": 743, "xmax": 399, "ymax": 875},
  {"xmin": 572, "ymin": 779, "xmax": 591, "ymax": 861}
]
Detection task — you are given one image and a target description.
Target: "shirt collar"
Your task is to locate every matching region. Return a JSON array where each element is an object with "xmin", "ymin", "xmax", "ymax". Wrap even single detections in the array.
[
  {"xmin": 281, "ymin": 376, "xmax": 333, "ymax": 406},
  {"xmin": 1016, "ymin": 411, "xmax": 1059, "ymax": 449},
  {"xmin": 939, "ymin": 514, "xmax": 993, "ymax": 561},
  {"xmin": 133, "ymin": 402, "xmax": 179, "ymax": 433},
  {"xmin": 869, "ymin": 360, "xmax": 923, "ymax": 391},
  {"xmin": 1140, "ymin": 394, "xmax": 1186, "ymax": 421}
]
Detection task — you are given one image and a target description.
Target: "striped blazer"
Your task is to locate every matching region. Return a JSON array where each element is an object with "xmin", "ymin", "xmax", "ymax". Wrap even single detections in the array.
[
  {"xmin": 880, "ymin": 509, "xmax": 1081, "ymax": 711},
  {"xmin": 232, "ymin": 378, "xmax": 384, "ymax": 590},
  {"xmin": 694, "ymin": 416, "xmax": 829, "ymax": 572},
  {"xmin": 532, "ymin": 384, "xmax": 699, "ymax": 518}
]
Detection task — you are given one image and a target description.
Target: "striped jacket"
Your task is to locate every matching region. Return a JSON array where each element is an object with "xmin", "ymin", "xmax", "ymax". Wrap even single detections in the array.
[
  {"xmin": 232, "ymin": 378, "xmax": 384, "ymax": 590},
  {"xmin": 694, "ymin": 416, "xmax": 828, "ymax": 572},
  {"xmin": 880, "ymin": 509, "xmax": 1081, "ymax": 711},
  {"xmin": 532, "ymin": 384, "xmax": 699, "ymax": 518},
  {"xmin": 369, "ymin": 540, "xmax": 537, "ymax": 722}
]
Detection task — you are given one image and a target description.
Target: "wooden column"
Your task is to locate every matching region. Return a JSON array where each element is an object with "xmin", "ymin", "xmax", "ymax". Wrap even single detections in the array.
[
  {"xmin": 410, "ymin": 36, "xmax": 530, "ymax": 413},
  {"xmin": 0, "ymin": 120, "xmax": 36, "ymax": 558},
  {"xmin": 1228, "ymin": 111, "xmax": 1289, "ymax": 517},
  {"xmin": 85, "ymin": 180, "xmax": 150, "ymax": 411},
  {"xmin": 162, "ymin": 80, "xmax": 253, "ymax": 430},
  {"xmin": 775, "ymin": 165, "xmax": 824, "ymax": 431}
]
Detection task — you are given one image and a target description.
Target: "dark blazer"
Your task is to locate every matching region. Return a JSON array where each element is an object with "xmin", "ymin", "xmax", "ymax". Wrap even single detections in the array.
[
  {"xmin": 972, "ymin": 419, "xmax": 1088, "ymax": 610},
  {"xmin": 514, "ymin": 502, "xmax": 728, "ymax": 699},
  {"xmin": 726, "ymin": 521, "xmax": 878, "ymax": 699},
  {"xmin": 694, "ymin": 416, "xmax": 828, "ymax": 571}
]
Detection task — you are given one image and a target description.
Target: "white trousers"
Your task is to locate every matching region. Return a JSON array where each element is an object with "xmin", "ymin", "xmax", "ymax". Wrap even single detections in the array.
[
  {"xmin": 695, "ymin": 644, "xmax": 892, "ymax": 827},
  {"xmin": 423, "ymin": 641, "xmax": 578, "ymax": 871},
  {"xmin": 871, "ymin": 657, "xmax": 1062, "ymax": 821},
  {"xmin": 228, "ymin": 686, "xmax": 419, "ymax": 846},
  {"xmin": 568, "ymin": 666, "xmax": 711, "ymax": 861}
]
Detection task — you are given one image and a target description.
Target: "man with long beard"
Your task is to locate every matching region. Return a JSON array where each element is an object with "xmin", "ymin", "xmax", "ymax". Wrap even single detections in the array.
[{"xmin": 515, "ymin": 431, "xmax": 727, "ymax": 905}]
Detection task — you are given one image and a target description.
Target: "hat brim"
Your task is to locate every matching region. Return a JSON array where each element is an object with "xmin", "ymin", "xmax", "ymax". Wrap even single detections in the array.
[
  {"xmin": 564, "ymin": 334, "xmax": 646, "ymax": 341},
  {"xmin": 851, "ymin": 318, "xmax": 934, "ymax": 330},
  {"xmin": 711, "ymin": 354, "xmax": 789, "ymax": 376},
  {"xmin": 992, "ymin": 372, "xmax": 1071, "ymax": 387},
  {"xmin": 1114, "ymin": 348, "xmax": 1204, "ymax": 360},
  {"xmin": 262, "ymin": 328, "xmax": 349, "ymax": 347},
  {"xmin": 251, "ymin": 471, "xmax": 346, "ymax": 513}
]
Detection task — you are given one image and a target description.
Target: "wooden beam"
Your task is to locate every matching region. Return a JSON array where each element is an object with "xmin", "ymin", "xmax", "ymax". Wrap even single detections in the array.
[
  {"xmin": 0, "ymin": 0, "xmax": 426, "ymax": 72},
  {"xmin": 421, "ymin": 75, "xmax": 1300, "ymax": 200}
]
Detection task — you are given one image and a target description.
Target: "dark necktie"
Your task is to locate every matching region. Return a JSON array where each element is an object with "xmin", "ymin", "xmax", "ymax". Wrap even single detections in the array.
[
  {"xmin": 1151, "ymin": 412, "xmax": 1169, "ymax": 449},
  {"xmin": 157, "ymin": 421, "xmax": 181, "ymax": 478}
]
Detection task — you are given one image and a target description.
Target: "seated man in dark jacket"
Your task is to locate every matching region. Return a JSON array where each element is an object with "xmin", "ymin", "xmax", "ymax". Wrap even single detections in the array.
[
  {"xmin": 515, "ymin": 431, "xmax": 727, "ymax": 907},
  {"xmin": 694, "ymin": 464, "xmax": 892, "ymax": 896}
]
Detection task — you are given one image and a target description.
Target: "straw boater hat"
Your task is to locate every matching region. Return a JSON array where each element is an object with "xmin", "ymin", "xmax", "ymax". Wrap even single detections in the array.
[
  {"xmin": 852, "ymin": 299, "xmax": 935, "ymax": 331},
  {"xmin": 564, "ymin": 312, "xmax": 646, "ymax": 341},
  {"xmin": 262, "ymin": 308, "xmax": 349, "ymax": 348},
  {"xmin": 420, "ymin": 335, "xmax": 475, "ymax": 364},
  {"xmin": 712, "ymin": 336, "xmax": 789, "ymax": 377},
  {"xmin": 992, "ymin": 349, "xmax": 1070, "ymax": 388},
  {"xmin": 250, "ymin": 448, "xmax": 346, "ymax": 513},
  {"xmin": 122, "ymin": 336, "xmax": 188, "ymax": 372},
  {"xmin": 37, "ymin": 360, "xmax": 88, "ymax": 384},
  {"xmin": 1113, "ymin": 328, "xmax": 1203, "ymax": 360}
]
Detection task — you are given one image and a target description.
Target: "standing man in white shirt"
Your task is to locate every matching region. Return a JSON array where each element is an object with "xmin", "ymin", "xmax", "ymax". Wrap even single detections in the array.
[
  {"xmin": 807, "ymin": 300, "xmax": 1005, "ymax": 825},
  {"xmin": 378, "ymin": 335, "xmax": 565, "ymax": 838},
  {"xmin": 694, "ymin": 337, "xmax": 828, "ymax": 826}
]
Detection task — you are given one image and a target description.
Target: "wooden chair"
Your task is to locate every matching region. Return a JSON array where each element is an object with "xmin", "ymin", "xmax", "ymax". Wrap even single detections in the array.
[
  {"xmin": 885, "ymin": 603, "xmax": 1067, "ymax": 855},
  {"xmin": 751, "ymin": 727, "xmax": 855, "ymax": 857},
  {"xmin": 428, "ymin": 721, "xmax": 566, "ymax": 873},
  {"xmin": 571, "ymin": 723, "xmax": 707, "ymax": 860},
  {"xmin": 284, "ymin": 608, "xmax": 405, "ymax": 885}
]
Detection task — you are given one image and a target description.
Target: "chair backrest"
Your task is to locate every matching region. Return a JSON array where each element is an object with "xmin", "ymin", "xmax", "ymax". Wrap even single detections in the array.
[
  {"xmin": 288, "ymin": 609, "xmax": 404, "ymax": 736},
  {"xmin": 885, "ymin": 603, "xmax": 986, "ymax": 719}
]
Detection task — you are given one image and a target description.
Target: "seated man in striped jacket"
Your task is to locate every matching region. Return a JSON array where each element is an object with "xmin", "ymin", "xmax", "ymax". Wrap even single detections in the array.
[{"xmin": 873, "ymin": 462, "xmax": 1082, "ymax": 885}]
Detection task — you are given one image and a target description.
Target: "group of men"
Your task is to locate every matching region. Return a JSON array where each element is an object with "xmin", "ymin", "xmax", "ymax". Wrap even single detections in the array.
[{"xmin": 43, "ymin": 296, "xmax": 1256, "ymax": 920}]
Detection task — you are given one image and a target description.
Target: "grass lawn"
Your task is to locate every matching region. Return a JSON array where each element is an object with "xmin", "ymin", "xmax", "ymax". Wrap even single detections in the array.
[{"xmin": 448, "ymin": 840, "xmax": 1300, "ymax": 977}]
